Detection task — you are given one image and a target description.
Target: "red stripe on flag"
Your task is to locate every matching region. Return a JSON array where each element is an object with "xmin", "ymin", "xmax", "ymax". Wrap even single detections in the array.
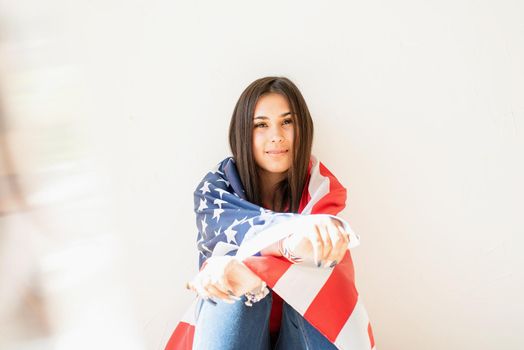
[
  {"xmin": 303, "ymin": 250, "xmax": 358, "ymax": 342},
  {"xmin": 244, "ymin": 257, "xmax": 291, "ymax": 337},
  {"xmin": 368, "ymin": 322, "xmax": 375, "ymax": 348},
  {"xmin": 243, "ymin": 256, "xmax": 292, "ymax": 288},
  {"xmin": 311, "ymin": 162, "xmax": 347, "ymax": 216},
  {"xmin": 164, "ymin": 321, "xmax": 194, "ymax": 350}
]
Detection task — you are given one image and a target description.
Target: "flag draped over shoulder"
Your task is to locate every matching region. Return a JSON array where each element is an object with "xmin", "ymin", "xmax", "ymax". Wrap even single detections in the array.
[{"xmin": 164, "ymin": 155, "xmax": 376, "ymax": 350}]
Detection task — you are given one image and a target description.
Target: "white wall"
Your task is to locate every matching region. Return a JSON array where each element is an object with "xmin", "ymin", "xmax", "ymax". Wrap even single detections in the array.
[{"xmin": 1, "ymin": 0, "xmax": 522, "ymax": 349}]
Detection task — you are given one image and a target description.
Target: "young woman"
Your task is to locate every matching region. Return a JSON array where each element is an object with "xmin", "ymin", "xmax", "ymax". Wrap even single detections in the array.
[{"xmin": 178, "ymin": 77, "xmax": 374, "ymax": 350}]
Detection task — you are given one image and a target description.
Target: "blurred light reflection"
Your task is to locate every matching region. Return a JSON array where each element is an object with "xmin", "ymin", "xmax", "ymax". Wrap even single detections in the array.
[{"xmin": 0, "ymin": 2, "xmax": 145, "ymax": 349}]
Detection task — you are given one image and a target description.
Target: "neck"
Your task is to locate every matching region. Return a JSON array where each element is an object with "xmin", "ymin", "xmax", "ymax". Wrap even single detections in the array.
[
  {"xmin": 260, "ymin": 169, "xmax": 285, "ymax": 187},
  {"xmin": 258, "ymin": 171, "xmax": 287, "ymax": 210}
]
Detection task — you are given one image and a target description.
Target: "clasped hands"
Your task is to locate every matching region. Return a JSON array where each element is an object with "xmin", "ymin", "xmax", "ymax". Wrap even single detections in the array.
[{"xmin": 186, "ymin": 216, "xmax": 351, "ymax": 303}]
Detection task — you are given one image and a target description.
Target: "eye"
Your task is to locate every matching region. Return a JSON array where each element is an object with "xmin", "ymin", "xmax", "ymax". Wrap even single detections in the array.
[{"xmin": 254, "ymin": 118, "xmax": 293, "ymax": 128}]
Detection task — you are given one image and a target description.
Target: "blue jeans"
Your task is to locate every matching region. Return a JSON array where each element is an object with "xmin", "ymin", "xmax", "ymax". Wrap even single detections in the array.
[{"xmin": 193, "ymin": 289, "xmax": 338, "ymax": 350}]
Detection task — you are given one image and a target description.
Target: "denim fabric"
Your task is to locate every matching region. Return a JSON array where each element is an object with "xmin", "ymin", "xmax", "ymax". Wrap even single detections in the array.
[{"xmin": 193, "ymin": 290, "xmax": 338, "ymax": 350}]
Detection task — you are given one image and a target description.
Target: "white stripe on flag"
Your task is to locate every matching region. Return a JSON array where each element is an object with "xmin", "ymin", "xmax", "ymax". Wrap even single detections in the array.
[
  {"xmin": 272, "ymin": 263, "xmax": 334, "ymax": 314},
  {"xmin": 302, "ymin": 156, "xmax": 329, "ymax": 215},
  {"xmin": 334, "ymin": 296, "xmax": 372, "ymax": 350},
  {"xmin": 180, "ymin": 298, "xmax": 198, "ymax": 326}
]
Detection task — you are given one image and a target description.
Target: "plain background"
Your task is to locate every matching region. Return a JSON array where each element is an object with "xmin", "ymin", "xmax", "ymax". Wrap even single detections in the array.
[{"xmin": 1, "ymin": 1, "xmax": 523, "ymax": 349}]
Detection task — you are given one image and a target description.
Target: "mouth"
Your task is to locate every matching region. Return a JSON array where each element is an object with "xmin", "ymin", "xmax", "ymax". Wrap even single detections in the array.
[{"xmin": 266, "ymin": 149, "xmax": 289, "ymax": 155}]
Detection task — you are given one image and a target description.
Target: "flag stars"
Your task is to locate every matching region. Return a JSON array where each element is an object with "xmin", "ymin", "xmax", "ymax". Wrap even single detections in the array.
[
  {"xmin": 201, "ymin": 215, "xmax": 208, "ymax": 236},
  {"xmin": 213, "ymin": 208, "xmax": 224, "ymax": 222},
  {"xmin": 239, "ymin": 216, "xmax": 248, "ymax": 224},
  {"xmin": 231, "ymin": 218, "xmax": 243, "ymax": 227},
  {"xmin": 209, "ymin": 162, "xmax": 224, "ymax": 175},
  {"xmin": 199, "ymin": 181, "xmax": 211, "ymax": 195},
  {"xmin": 224, "ymin": 225, "xmax": 237, "ymax": 244},
  {"xmin": 201, "ymin": 244, "xmax": 212, "ymax": 253},
  {"xmin": 197, "ymin": 198, "xmax": 208, "ymax": 212},
  {"xmin": 213, "ymin": 198, "xmax": 227, "ymax": 208},
  {"xmin": 214, "ymin": 188, "xmax": 228, "ymax": 199},
  {"xmin": 217, "ymin": 178, "xmax": 230, "ymax": 187}
]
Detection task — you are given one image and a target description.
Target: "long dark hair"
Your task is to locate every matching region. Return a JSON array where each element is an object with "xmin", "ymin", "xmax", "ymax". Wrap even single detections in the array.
[{"xmin": 228, "ymin": 76, "xmax": 314, "ymax": 213}]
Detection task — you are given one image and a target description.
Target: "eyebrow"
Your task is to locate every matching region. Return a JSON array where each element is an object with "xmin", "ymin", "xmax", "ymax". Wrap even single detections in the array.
[{"xmin": 253, "ymin": 112, "xmax": 292, "ymax": 120}]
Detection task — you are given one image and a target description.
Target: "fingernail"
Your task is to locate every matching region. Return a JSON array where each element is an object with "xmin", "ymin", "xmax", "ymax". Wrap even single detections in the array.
[
  {"xmin": 329, "ymin": 260, "xmax": 338, "ymax": 268},
  {"xmin": 227, "ymin": 290, "xmax": 241, "ymax": 300},
  {"xmin": 205, "ymin": 297, "xmax": 217, "ymax": 305}
]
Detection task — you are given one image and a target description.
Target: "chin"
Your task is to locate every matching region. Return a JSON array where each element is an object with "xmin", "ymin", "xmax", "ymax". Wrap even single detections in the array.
[
  {"xmin": 261, "ymin": 163, "xmax": 291, "ymax": 174},
  {"xmin": 255, "ymin": 153, "xmax": 292, "ymax": 175}
]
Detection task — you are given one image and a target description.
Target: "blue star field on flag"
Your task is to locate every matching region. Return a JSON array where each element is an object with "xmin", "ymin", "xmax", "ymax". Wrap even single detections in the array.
[{"xmin": 193, "ymin": 157, "xmax": 297, "ymax": 269}]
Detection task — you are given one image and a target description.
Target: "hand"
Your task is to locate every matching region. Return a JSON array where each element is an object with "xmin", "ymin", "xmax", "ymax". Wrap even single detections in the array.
[
  {"xmin": 186, "ymin": 256, "xmax": 263, "ymax": 302},
  {"xmin": 283, "ymin": 216, "xmax": 350, "ymax": 268}
]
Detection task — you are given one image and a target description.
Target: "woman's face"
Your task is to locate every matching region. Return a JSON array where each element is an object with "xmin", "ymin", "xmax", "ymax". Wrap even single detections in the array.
[{"xmin": 252, "ymin": 93, "xmax": 294, "ymax": 181}]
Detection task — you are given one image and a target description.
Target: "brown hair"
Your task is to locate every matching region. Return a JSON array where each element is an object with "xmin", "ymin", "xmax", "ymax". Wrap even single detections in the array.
[{"xmin": 228, "ymin": 76, "xmax": 314, "ymax": 213}]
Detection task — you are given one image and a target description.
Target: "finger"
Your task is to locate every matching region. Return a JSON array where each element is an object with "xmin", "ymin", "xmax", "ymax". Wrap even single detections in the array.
[
  {"xmin": 186, "ymin": 281, "xmax": 201, "ymax": 293},
  {"xmin": 195, "ymin": 263, "xmax": 236, "ymax": 302},
  {"xmin": 194, "ymin": 282, "xmax": 211, "ymax": 299},
  {"xmin": 344, "ymin": 231, "xmax": 351, "ymax": 246},
  {"xmin": 321, "ymin": 223, "xmax": 333, "ymax": 262},
  {"xmin": 309, "ymin": 225, "xmax": 324, "ymax": 267},
  {"xmin": 331, "ymin": 222, "xmax": 348, "ymax": 265},
  {"xmin": 191, "ymin": 274, "xmax": 212, "ymax": 298},
  {"xmin": 337, "ymin": 226, "xmax": 350, "ymax": 262},
  {"xmin": 187, "ymin": 275, "xmax": 203, "ymax": 292},
  {"xmin": 323, "ymin": 222, "xmax": 347, "ymax": 267},
  {"xmin": 205, "ymin": 284, "xmax": 235, "ymax": 303},
  {"xmin": 211, "ymin": 279, "xmax": 233, "ymax": 299},
  {"xmin": 324, "ymin": 223, "xmax": 343, "ymax": 267},
  {"xmin": 218, "ymin": 276, "xmax": 241, "ymax": 300},
  {"xmin": 202, "ymin": 281, "xmax": 219, "ymax": 298},
  {"xmin": 334, "ymin": 222, "xmax": 349, "ymax": 240},
  {"xmin": 209, "ymin": 275, "xmax": 230, "ymax": 296},
  {"xmin": 218, "ymin": 275, "xmax": 234, "ymax": 294},
  {"xmin": 222, "ymin": 259, "xmax": 250, "ymax": 297},
  {"xmin": 185, "ymin": 281, "xmax": 194, "ymax": 291},
  {"xmin": 339, "ymin": 224, "xmax": 351, "ymax": 251},
  {"xmin": 331, "ymin": 224, "xmax": 350, "ymax": 263}
]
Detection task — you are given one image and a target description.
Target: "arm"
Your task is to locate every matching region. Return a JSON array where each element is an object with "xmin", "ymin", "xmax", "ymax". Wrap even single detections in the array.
[{"xmin": 259, "ymin": 215, "xmax": 355, "ymax": 267}]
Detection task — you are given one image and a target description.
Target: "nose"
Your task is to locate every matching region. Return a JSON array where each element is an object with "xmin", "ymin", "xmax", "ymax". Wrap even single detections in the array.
[
  {"xmin": 270, "ymin": 124, "xmax": 285, "ymax": 143},
  {"xmin": 271, "ymin": 134, "xmax": 284, "ymax": 143}
]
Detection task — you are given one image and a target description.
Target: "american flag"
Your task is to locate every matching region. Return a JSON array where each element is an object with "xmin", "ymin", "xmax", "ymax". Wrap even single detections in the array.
[{"xmin": 164, "ymin": 156, "xmax": 376, "ymax": 350}]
